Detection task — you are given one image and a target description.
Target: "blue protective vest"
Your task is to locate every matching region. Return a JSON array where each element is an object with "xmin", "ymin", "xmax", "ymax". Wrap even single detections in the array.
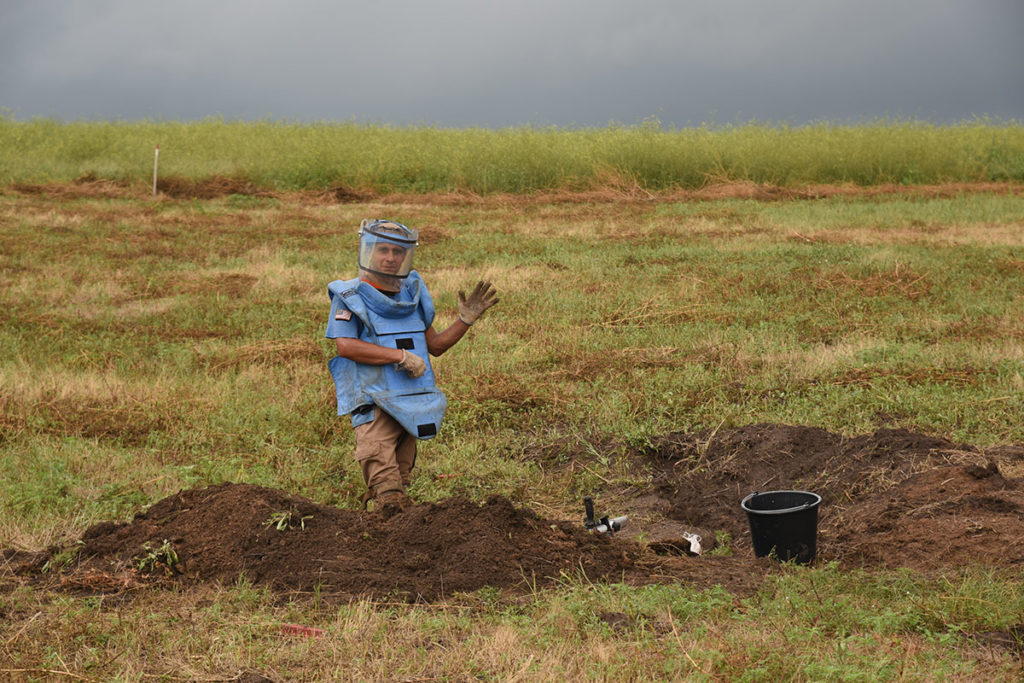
[{"xmin": 327, "ymin": 271, "xmax": 447, "ymax": 439}]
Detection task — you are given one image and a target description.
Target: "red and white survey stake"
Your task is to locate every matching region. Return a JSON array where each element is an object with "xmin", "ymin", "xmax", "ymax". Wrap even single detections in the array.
[{"xmin": 152, "ymin": 144, "xmax": 160, "ymax": 196}]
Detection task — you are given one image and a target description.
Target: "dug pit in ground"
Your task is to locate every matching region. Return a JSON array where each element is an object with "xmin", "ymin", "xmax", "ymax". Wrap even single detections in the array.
[
  {"xmin": 639, "ymin": 424, "xmax": 1024, "ymax": 569},
  {"xmin": 4, "ymin": 424, "xmax": 1022, "ymax": 602}
]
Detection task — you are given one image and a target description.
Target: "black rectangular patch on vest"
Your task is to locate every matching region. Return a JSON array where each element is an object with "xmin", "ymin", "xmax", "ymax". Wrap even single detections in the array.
[
  {"xmin": 396, "ymin": 337, "xmax": 415, "ymax": 350},
  {"xmin": 417, "ymin": 423, "xmax": 437, "ymax": 438}
]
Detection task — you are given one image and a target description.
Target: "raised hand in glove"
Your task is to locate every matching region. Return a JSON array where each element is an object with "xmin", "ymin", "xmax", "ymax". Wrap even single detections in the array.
[
  {"xmin": 397, "ymin": 350, "xmax": 427, "ymax": 378},
  {"xmin": 458, "ymin": 281, "xmax": 499, "ymax": 326}
]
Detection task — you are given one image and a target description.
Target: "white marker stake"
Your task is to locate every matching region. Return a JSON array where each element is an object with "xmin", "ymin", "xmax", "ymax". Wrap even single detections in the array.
[{"xmin": 153, "ymin": 144, "xmax": 160, "ymax": 196}]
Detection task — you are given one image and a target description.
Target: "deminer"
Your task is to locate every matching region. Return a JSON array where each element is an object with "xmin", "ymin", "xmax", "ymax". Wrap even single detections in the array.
[{"xmin": 325, "ymin": 219, "xmax": 498, "ymax": 513}]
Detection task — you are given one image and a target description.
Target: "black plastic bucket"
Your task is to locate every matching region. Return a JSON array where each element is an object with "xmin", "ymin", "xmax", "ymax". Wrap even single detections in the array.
[{"xmin": 741, "ymin": 490, "xmax": 822, "ymax": 565}]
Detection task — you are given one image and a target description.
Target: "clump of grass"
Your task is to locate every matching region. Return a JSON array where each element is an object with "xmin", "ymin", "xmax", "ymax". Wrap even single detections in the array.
[{"xmin": 263, "ymin": 511, "xmax": 313, "ymax": 531}]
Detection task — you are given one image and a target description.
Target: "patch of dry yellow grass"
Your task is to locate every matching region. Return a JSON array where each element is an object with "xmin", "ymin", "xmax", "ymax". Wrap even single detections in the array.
[{"xmin": 785, "ymin": 221, "xmax": 1024, "ymax": 247}]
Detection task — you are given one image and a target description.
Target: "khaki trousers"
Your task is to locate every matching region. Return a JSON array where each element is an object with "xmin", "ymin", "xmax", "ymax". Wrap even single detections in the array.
[{"xmin": 353, "ymin": 408, "xmax": 417, "ymax": 496}]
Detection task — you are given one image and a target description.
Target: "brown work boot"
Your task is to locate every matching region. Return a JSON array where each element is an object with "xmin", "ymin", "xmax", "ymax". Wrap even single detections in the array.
[{"xmin": 374, "ymin": 489, "xmax": 412, "ymax": 517}]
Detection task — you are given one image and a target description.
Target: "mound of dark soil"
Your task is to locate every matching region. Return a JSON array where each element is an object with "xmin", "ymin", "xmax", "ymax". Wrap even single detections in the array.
[
  {"xmin": 834, "ymin": 463, "xmax": 1024, "ymax": 570},
  {"xmin": 27, "ymin": 485, "xmax": 651, "ymax": 602},
  {"xmin": 6, "ymin": 424, "xmax": 1022, "ymax": 602}
]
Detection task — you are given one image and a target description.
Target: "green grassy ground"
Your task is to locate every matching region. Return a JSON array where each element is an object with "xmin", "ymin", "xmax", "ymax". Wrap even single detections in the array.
[
  {"xmin": 2, "ymin": 186, "xmax": 1023, "ymax": 680},
  {"xmin": 2, "ymin": 118, "xmax": 1022, "ymax": 191}
]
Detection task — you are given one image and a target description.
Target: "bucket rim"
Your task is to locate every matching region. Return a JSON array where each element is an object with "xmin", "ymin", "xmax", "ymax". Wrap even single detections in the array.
[{"xmin": 741, "ymin": 490, "xmax": 822, "ymax": 515}]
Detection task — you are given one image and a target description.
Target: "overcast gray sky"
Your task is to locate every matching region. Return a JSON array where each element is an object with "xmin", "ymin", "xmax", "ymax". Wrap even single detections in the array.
[{"xmin": 2, "ymin": 0, "xmax": 1022, "ymax": 128}]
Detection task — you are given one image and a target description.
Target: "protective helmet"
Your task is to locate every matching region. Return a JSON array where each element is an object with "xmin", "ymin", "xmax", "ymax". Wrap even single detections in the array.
[{"xmin": 357, "ymin": 219, "xmax": 418, "ymax": 284}]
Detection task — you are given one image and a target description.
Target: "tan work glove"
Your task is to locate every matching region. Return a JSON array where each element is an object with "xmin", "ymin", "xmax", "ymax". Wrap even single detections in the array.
[
  {"xmin": 397, "ymin": 350, "xmax": 427, "ymax": 378},
  {"xmin": 458, "ymin": 281, "xmax": 499, "ymax": 326}
]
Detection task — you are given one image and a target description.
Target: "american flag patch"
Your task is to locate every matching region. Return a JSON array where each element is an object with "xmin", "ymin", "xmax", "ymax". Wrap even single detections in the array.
[{"xmin": 335, "ymin": 309, "xmax": 352, "ymax": 322}]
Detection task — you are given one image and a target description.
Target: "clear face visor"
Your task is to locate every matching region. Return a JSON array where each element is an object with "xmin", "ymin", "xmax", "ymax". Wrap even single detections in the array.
[{"xmin": 358, "ymin": 220, "xmax": 418, "ymax": 281}]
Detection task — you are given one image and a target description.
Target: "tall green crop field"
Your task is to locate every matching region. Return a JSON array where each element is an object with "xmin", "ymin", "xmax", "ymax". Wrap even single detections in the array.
[{"xmin": 2, "ymin": 116, "xmax": 1022, "ymax": 192}]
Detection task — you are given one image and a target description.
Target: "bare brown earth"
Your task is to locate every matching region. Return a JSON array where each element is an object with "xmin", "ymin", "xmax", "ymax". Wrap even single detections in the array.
[
  {"xmin": 642, "ymin": 424, "xmax": 1024, "ymax": 571},
  {"xmin": 5, "ymin": 424, "xmax": 1023, "ymax": 603},
  {"xmin": 7, "ymin": 176, "xmax": 1023, "ymax": 204}
]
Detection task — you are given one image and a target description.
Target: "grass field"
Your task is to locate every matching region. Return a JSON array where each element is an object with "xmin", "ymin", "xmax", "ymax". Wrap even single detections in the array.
[
  {"xmin": 2, "ymin": 179, "xmax": 1024, "ymax": 679},
  {"xmin": 2, "ymin": 118, "xmax": 1023, "ymax": 192}
]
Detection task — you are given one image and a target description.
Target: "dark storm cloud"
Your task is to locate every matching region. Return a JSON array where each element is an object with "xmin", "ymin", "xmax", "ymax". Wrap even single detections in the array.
[{"xmin": 1, "ymin": 0, "xmax": 1021, "ymax": 126}]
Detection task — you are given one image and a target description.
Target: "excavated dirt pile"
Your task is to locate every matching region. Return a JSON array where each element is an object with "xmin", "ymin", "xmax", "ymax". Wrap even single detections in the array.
[
  {"xmin": 645, "ymin": 424, "xmax": 1024, "ymax": 570},
  {"xmin": 6, "ymin": 424, "xmax": 1023, "ymax": 601},
  {"xmin": 15, "ymin": 486, "xmax": 647, "ymax": 602}
]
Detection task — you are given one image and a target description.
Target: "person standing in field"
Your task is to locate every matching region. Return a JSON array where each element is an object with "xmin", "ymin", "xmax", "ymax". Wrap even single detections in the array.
[{"xmin": 325, "ymin": 219, "xmax": 498, "ymax": 513}]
